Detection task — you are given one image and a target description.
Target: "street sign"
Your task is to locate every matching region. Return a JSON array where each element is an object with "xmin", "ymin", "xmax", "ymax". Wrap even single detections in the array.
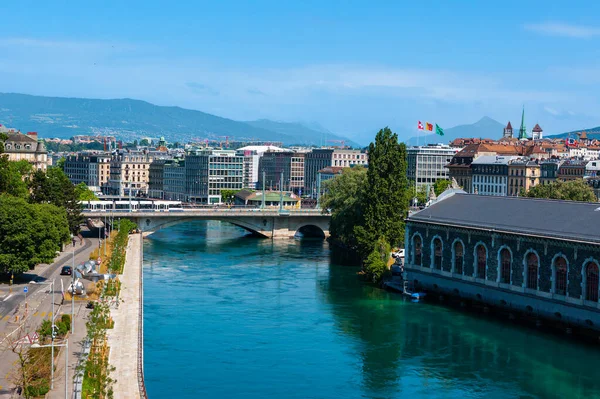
[
  {"xmin": 30, "ymin": 332, "xmax": 39, "ymax": 344},
  {"xmin": 23, "ymin": 287, "xmax": 28, "ymax": 294}
]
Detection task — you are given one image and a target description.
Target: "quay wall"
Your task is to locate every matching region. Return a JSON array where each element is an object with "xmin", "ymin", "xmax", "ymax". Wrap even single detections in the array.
[{"xmin": 405, "ymin": 221, "xmax": 600, "ymax": 331}]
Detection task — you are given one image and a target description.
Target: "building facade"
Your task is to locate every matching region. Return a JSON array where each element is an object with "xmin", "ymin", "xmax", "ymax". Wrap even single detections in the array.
[
  {"xmin": 471, "ymin": 155, "xmax": 519, "ymax": 196},
  {"xmin": 163, "ymin": 160, "xmax": 186, "ymax": 201},
  {"xmin": 3, "ymin": 132, "xmax": 48, "ymax": 171},
  {"xmin": 507, "ymin": 159, "xmax": 540, "ymax": 197},
  {"xmin": 557, "ymin": 160, "xmax": 586, "ymax": 182},
  {"xmin": 405, "ymin": 193, "xmax": 600, "ymax": 332},
  {"xmin": 186, "ymin": 149, "xmax": 244, "ymax": 204},
  {"xmin": 540, "ymin": 160, "xmax": 562, "ymax": 185},
  {"xmin": 64, "ymin": 153, "xmax": 111, "ymax": 190},
  {"xmin": 258, "ymin": 151, "xmax": 306, "ymax": 194},
  {"xmin": 107, "ymin": 151, "xmax": 153, "ymax": 196},
  {"xmin": 407, "ymin": 145, "xmax": 458, "ymax": 191},
  {"xmin": 304, "ymin": 149, "xmax": 367, "ymax": 197}
]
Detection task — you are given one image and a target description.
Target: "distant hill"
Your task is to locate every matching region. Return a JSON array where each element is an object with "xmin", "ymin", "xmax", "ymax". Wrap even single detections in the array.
[
  {"xmin": 245, "ymin": 119, "xmax": 359, "ymax": 147},
  {"xmin": 406, "ymin": 117, "xmax": 505, "ymax": 146},
  {"xmin": 0, "ymin": 92, "xmax": 352, "ymax": 146},
  {"xmin": 546, "ymin": 127, "xmax": 600, "ymax": 140}
]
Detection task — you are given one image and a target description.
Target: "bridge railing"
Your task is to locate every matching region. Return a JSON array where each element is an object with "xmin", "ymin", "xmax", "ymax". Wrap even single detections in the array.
[{"xmin": 83, "ymin": 207, "xmax": 329, "ymax": 215}]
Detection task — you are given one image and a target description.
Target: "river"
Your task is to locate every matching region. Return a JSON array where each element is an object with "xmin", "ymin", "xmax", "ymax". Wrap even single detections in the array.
[{"xmin": 143, "ymin": 221, "xmax": 600, "ymax": 399}]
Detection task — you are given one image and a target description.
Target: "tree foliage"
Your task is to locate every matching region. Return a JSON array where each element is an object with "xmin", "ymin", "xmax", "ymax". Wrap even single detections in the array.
[
  {"xmin": 220, "ymin": 189, "xmax": 240, "ymax": 204},
  {"xmin": 433, "ymin": 179, "xmax": 452, "ymax": 196},
  {"xmin": 321, "ymin": 127, "xmax": 410, "ymax": 281},
  {"xmin": 521, "ymin": 179, "xmax": 596, "ymax": 202},
  {"xmin": 29, "ymin": 167, "xmax": 83, "ymax": 233},
  {"xmin": 75, "ymin": 182, "xmax": 99, "ymax": 201},
  {"xmin": 0, "ymin": 158, "xmax": 32, "ymax": 199},
  {"xmin": 0, "ymin": 195, "xmax": 70, "ymax": 273},
  {"xmin": 321, "ymin": 167, "xmax": 368, "ymax": 250}
]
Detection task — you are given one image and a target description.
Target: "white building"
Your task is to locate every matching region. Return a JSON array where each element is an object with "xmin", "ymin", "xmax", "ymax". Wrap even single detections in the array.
[
  {"xmin": 568, "ymin": 146, "xmax": 600, "ymax": 160},
  {"xmin": 407, "ymin": 144, "xmax": 459, "ymax": 190},
  {"xmin": 585, "ymin": 160, "xmax": 600, "ymax": 177},
  {"xmin": 471, "ymin": 155, "xmax": 520, "ymax": 196}
]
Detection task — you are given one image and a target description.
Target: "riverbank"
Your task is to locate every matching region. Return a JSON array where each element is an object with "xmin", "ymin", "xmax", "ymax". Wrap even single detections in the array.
[{"xmin": 106, "ymin": 232, "xmax": 145, "ymax": 399}]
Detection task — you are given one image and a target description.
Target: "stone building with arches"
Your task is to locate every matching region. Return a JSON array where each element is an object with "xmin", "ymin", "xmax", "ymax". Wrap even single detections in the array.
[{"xmin": 405, "ymin": 193, "xmax": 600, "ymax": 331}]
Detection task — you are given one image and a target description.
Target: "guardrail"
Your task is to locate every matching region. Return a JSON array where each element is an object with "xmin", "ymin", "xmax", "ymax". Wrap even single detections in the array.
[
  {"xmin": 138, "ymin": 231, "xmax": 148, "ymax": 399},
  {"xmin": 83, "ymin": 208, "xmax": 329, "ymax": 216}
]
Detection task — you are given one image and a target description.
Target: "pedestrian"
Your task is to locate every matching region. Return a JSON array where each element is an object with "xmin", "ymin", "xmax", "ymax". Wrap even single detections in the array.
[{"xmin": 72, "ymin": 238, "xmax": 76, "ymax": 247}]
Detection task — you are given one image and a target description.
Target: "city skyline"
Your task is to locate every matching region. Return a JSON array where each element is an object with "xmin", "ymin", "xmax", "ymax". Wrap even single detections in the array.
[{"xmin": 1, "ymin": 1, "xmax": 599, "ymax": 143}]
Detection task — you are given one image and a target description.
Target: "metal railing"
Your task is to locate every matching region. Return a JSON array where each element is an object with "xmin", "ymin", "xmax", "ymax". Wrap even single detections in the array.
[{"xmin": 137, "ymin": 232, "xmax": 149, "ymax": 399}]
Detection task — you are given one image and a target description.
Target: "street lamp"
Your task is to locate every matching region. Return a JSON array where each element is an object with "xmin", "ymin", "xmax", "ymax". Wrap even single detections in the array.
[
  {"xmin": 71, "ymin": 246, "xmax": 75, "ymax": 334},
  {"xmin": 33, "ymin": 279, "xmax": 56, "ymax": 389},
  {"xmin": 30, "ymin": 339, "xmax": 69, "ymax": 399}
]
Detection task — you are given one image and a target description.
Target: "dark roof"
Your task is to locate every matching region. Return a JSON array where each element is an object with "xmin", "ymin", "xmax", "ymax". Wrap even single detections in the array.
[
  {"xmin": 408, "ymin": 194, "xmax": 600, "ymax": 244},
  {"xmin": 506, "ymin": 121, "xmax": 512, "ymax": 130},
  {"xmin": 532, "ymin": 124, "xmax": 543, "ymax": 132}
]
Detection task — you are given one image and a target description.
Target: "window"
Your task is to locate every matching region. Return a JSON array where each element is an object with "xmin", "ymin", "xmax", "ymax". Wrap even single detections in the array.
[
  {"xmin": 433, "ymin": 238, "xmax": 442, "ymax": 270},
  {"xmin": 413, "ymin": 236, "xmax": 422, "ymax": 266},
  {"xmin": 526, "ymin": 253, "xmax": 539, "ymax": 290},
  {"xmin": 454, "ymin": 241, "xmax": 463, "ymax": 274},
  {"xmin": 476, "ymin": 245, "xmax": 487, "ymax": 279},
  {"xmin": 500, "ymin": 248, "xmax": 511, "ymax": 284},
  {"xmin": 586, "ymin": 262, "xmax": 599, "ymax": 302},
  {"xmin": 554, "ymin": 257, "xmax": 567, "ymax": 296}
]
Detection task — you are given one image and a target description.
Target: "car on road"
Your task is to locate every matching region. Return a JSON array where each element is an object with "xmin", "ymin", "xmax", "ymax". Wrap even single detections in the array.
[{"xmin": 60, "ymin": 266, "xmax": 72, "ymax": 276}]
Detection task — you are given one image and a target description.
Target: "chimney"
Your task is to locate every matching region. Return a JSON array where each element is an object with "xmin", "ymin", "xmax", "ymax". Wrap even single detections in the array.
[{"xmin": 27, "ymin": 132, "xmax": 38, "ymax": 140}]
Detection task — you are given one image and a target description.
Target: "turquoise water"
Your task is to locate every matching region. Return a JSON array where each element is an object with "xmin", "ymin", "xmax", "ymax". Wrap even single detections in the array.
[{"xmin": 143, "ymin": 221, "xmax": 600, "ymax": 399}]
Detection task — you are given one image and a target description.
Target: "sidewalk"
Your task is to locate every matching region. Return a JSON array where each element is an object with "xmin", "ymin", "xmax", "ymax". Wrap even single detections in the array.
[{"xmin": 106, "ymin": 233, "xmax": 142, "ymax": 399}]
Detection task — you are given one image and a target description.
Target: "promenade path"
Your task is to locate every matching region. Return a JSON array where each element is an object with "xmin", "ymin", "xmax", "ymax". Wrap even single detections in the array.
[{"xmin": 107, "ymin": 233, "xmax": 143, "ymax": 399}]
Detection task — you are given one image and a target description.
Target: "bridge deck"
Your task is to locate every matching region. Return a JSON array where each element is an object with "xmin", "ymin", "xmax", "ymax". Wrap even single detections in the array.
[{"xmin": 83, "ymin": 209, "xmax": 329, "ymax": 218}]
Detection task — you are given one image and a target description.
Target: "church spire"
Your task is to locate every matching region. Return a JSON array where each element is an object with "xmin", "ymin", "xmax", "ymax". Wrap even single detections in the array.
[{"xmin": 518, "ymin": 105, "xmax": 528, "ymax": 140}]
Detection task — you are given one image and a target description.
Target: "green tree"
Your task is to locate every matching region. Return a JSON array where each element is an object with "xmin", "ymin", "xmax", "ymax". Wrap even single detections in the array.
[
  {"xmin": 0, "ymin": 158, "xmax": 32, "ymax": 199},
  {"xmin": 75, "ymin": 182, "xmax": 99, "ymax": 201},
  {"xmin": 0, "ymin": 132, "xmax": 8, "ymax": 153},
  {"xmin": 321, "ymin": 166, "xmax": 368, "ymax": 250},
  {"xmin": 139, "ymin": 138, "xmax": 150, "ymax": 147},
  {"xmin": 55, "ymin": 157, "xmax": 66, "ymax": 171},
  {"xmin": 433, "ymin": 179, "xmax": 452, "ymax": 196},
  {"xmin": 132, "ymin": 139, "xmax": 138, "ymax": 147},
  {"xmin": 220, "ymin": 189, "xmax": 240, "ymax": 204},
  {"xmin": 29, "ymin": 168, "xmax": 83, "ymax": 233},
  {"xmin": 358, "ymin": 127, "xmax": 409, "ymax": 256},
  {"xmin": 407, "ymin": 185, "xmax": 428, "ymax": 206},
  {"xmin": 0, "ymin": 195, "xmax": 69, "ymax": 273},
  {"xmin": 521, "ymin": 179, "xmax": 596, "ymax": 202}
]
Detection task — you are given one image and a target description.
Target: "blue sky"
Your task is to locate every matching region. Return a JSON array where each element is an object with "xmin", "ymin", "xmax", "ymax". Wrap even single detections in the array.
[{"xmin": 1, "ymin": 0, "xmax": 599, "ymax": 142}]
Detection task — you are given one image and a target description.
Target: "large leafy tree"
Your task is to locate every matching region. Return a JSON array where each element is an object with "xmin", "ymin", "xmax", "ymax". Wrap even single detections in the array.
[
  {"xmin": 357, "ymin": 127, "xmax": 409, "ymax": 255},
  {"xmin": 0, "ymin": 158, "xmax": 32, "ymax": 199},
  {"xmin": 0, "ymin": 195, "xmax": 69, "ymax": 274},
  {"xmin": 321, "ymin": 166, "xmax": 368, "ymax": 250},
  {"xmin": 521, "ymin": 179, "xmax": 596, "ymax": 202},
  {"xmin": 433, "ymin": 179, "xmax": 452, "ymax": 196},
  {"xmin": 29, "ymin": 168, "xmax": 83, "ymax": 233}
]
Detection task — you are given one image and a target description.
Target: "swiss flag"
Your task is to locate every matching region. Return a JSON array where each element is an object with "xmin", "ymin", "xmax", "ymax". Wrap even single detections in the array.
[{"xmin": 418, "ymin": 121, "xmax": 424, "ymax": 130}]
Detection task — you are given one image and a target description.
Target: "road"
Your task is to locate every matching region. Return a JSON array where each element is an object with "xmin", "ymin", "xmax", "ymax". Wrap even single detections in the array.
[{"xmin": 0, "ymin": 233, "xmax": 100, "ymax": 398}]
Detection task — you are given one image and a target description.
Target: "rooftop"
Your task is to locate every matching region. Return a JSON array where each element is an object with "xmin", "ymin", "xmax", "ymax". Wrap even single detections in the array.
[{"xmin": 408, "ymin": 194, "xmax": 600, "ymax": 244}]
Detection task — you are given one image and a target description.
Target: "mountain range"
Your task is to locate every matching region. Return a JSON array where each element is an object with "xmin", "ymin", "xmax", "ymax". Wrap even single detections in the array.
[{"xmin": 0, "ymin": 93, "xmax": 357, "ymax": 147}]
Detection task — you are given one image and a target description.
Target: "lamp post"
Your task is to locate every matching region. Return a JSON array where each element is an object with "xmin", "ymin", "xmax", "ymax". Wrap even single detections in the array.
[
  {"xmin": 30, "ymin": 339, "xmax": 69, "ymax": 399},
  {"xmin": 36, "ymin": 279, "xmax": 56, "ymax": 389}
]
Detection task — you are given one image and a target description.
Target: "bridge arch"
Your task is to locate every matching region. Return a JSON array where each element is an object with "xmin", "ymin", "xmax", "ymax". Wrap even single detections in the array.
[{"xmin": 109, "ymin": 213, "xmax": 330, "ymax": 240}]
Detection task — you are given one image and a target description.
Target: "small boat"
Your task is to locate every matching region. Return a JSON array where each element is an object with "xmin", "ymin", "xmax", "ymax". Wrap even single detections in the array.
[{"xmin": 402, "ymin": 281, "xmax": 427, "ymax": 302}]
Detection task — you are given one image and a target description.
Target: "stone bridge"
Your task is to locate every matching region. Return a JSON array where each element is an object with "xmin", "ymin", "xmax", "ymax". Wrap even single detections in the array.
[{"xmin": 82, "ymin": 209, "xmax": 330, "ymax": 239}]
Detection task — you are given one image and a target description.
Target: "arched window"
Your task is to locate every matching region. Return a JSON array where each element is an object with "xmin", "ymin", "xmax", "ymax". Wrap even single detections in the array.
[
  {"xmin": 476, "ymin": 245, "xmax": 487, "ymax": 279},
  {"xmin": 454, "ymin": 241, "xmax": 463, "ymax": 274},
  {"xmin": 413, "ymin": 235, "xmax": 422, "ymax": 266},
  {"xmin": 585, "ymin": 262, "xmax": 599, "ymax": 302},
  {"xmin": 526, "ymin": 253, "xmax": 539, "ymax": 290},
  {"xmin": 554, "ymin": 257, "xmax": 567, "ymax": 296},
  {"xmin": 500, "ymin": 248, "xmax": 511, "ymax": 284},
  {"xmin": 433, "ymin": 238, "xmax": 442, "ymax": 270}
]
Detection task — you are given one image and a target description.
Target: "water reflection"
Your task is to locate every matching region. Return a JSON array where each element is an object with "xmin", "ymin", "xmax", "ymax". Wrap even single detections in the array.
[{"xmin": 322, "ymin": 261, "xmax": 600, "ymax": 399}]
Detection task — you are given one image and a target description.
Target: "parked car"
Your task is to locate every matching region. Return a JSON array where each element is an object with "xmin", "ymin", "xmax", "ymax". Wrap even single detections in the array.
[
  {"xmin": 60, "ymin": 266, "xmax": 72, "ymax": 276},
  {"xmin": 392, "ymin": 249, "xmax": 405, "ymax": 259}
]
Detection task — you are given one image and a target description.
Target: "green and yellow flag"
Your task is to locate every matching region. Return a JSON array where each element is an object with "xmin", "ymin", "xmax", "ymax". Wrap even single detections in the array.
[{"xmin": 435, "ymin": 124, "xmax": 444, "ymax": 136}]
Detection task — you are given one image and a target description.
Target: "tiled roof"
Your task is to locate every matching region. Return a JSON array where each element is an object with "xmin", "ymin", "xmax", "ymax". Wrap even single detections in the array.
[
  {"xmin": 532, "ymin": 124, "xmax": 543, "ymax": 132},
  {"xmin": 408, "ymin": 194, "xmax": 600, "ymax": 244},
  {"xmin": 506, "ymin": 121, "xmax": 513, "ymax": 129}
]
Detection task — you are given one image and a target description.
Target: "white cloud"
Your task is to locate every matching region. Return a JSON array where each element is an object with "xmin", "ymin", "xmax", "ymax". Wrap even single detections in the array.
[{"xmin": 524, "ymin": 22, "xmax": 600, "ymax": 38}]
